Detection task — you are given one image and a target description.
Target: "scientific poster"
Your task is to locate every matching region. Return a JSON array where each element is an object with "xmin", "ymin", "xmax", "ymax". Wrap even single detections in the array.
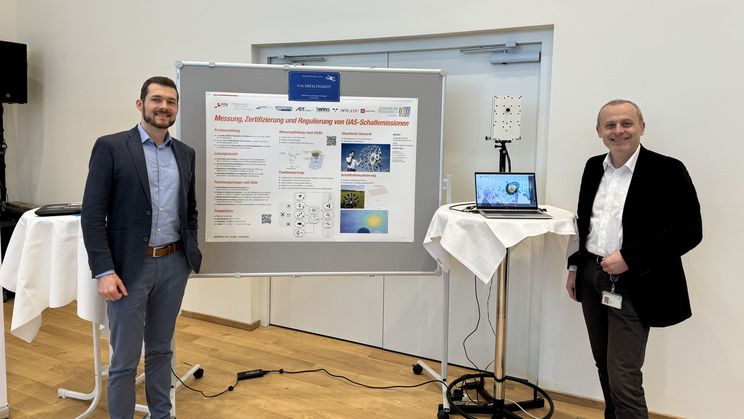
[{"xmin": 205, "ymin": 92, "xmax": 418, "ymax": 242}]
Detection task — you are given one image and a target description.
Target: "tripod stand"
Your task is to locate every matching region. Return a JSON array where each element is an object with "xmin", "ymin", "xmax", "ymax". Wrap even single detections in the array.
[{"xmin": 485, "ymin": 137, "xmax": 513, "ymax": 173}]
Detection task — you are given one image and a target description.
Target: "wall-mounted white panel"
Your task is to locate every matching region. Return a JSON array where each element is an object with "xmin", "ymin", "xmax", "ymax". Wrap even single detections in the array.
[{"xmin": 270, "ymin": 276, "xmax": 384, "ymax": 347}]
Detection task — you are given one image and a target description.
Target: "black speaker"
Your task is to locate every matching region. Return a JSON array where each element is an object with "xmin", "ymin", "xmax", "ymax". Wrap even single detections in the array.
[{"xmin": 0, "ymin": 40, "xmax": 28, "ymax": 104}]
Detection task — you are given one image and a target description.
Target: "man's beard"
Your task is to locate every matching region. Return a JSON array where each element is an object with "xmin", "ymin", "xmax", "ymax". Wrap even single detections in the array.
[{"xmin": 143, "ymin": 108, "xmax": 175, "ymax": 129}]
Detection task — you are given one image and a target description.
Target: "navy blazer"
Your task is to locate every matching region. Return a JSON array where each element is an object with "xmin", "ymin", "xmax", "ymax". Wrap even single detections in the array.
[
  {"xmin": 81, "ymin": 126, "xmax": 202, "ymax": 282},
  {"xmin": 568, "ymin": 146, "xmax": 702, "ymax": 327}
]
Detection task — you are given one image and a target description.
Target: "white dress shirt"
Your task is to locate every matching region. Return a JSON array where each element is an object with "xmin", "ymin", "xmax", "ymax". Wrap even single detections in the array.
[{"xmin": 585, "ymin": 146, "xmax": 641, "ymax": 257}]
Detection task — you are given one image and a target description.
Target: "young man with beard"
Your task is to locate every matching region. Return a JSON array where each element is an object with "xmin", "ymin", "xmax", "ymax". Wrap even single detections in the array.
[{"xmin": 82, "ymin": 76, "xmax": 202, "ymax": 419}]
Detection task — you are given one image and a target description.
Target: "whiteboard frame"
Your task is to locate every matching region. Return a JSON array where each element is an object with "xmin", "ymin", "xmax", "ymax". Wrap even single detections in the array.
[{"xmin": 175, "ymin": 61, "xmax": 445, "ymax": 277}]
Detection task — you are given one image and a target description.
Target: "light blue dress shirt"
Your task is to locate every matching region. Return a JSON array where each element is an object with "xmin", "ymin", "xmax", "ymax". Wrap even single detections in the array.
[{"xmin": 138, "ymin": 123, "xmax": 181, "ymax": 247}]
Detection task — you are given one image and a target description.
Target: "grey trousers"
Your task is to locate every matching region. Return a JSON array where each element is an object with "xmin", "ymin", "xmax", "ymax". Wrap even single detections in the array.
[
  {"xmin": 579, "ymin": 257, "xmax": 650, "ymax": 419},
  {"xmin": 106, "ymin": 250, "xmax": 191, "ymax": 419}
]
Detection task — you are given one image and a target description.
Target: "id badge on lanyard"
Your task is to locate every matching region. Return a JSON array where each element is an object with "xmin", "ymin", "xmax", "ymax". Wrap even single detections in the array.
[{"xmin": 601, "ymin": 274, "xmax": 622, "ymax": 309}]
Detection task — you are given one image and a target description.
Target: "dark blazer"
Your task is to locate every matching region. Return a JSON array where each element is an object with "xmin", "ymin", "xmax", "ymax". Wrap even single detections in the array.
[
  {"xmin": 81, "ymin": 126, "xmax": 202, "ymax": 282},
  {"xmin": 568, "ymin": 146, "xmax": 702, "ymax": 327}
]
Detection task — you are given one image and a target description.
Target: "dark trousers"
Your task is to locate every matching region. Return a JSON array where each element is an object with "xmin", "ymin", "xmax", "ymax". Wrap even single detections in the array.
[
  {"xmin": 107, "ymin": 250, "xmax": 191, "ymax": 419},
  {"xmin": 579, "ymin": 257, "xmax": 650, "ymax": 419}
]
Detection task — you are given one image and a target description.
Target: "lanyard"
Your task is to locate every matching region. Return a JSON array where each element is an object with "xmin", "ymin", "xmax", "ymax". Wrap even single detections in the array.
[{"xmin": 609, "ymin": 274, "xmax": 620, "ymax": 293}]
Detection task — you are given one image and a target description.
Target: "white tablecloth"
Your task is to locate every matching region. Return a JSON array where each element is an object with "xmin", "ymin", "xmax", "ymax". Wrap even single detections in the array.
[
  {"xmin": 0, "ymin": 210, "xmax": 105, "ymax": 343},
  {"xmin": 423, "ymin": 204, "xmax": 577, "ymax": 283}
]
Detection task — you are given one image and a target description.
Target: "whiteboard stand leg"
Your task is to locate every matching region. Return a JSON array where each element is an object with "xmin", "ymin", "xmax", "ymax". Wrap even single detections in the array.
[
  {"xmin": 412, "ymin": 269, "xmax": 450, "ymax": 415},
  {"xmin": 57, "ymin": 322, "xmax": 104, "ymax": 419},
  {"xmin": 134, "ymin": 401, "xmax": 149, "ymax": 416},
  {"xmin": 441, "ymin": 269, "xmax": 450, "ymax": 408},
  {"xmin": 443, "ymin": 174, "xmax": 453, "ymax": 205}
]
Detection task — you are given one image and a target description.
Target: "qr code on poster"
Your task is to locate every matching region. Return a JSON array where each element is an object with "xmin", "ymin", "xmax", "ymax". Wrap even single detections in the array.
[
  {"xmin": 326, "ymin": 136, "xmax": 336, "ymax": 146},
  {"xmin": 261, "ymin": 214, "xmax": 272, "ymax": 224}
]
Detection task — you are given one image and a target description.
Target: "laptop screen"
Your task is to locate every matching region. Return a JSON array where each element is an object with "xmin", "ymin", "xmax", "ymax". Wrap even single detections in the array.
[{"xmin": 474, "ymin": 172, "xmax": 539, "ymax": 210}]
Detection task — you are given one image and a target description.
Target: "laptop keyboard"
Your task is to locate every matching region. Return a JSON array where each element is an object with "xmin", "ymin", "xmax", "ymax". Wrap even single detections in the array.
[
  {"xmin": 481, "ymin": 209, "xmax": 542, "ymax": 214},
  {"xmin": 479, "ymin": 209, "xmax": 551, "ymax": 219}
]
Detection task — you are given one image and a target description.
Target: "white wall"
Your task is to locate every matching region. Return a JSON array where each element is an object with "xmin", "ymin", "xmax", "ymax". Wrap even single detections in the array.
[
  {"xmin": 1, "ymin": 0, "xmax": 19, "ymax": 208},
  {"xmin": 7, "ymin": 1, "xmax": 744, "ymax": 417},
  {"xmin": 0, "ymin": 0, "xmax": 18, "ymax": 51}
]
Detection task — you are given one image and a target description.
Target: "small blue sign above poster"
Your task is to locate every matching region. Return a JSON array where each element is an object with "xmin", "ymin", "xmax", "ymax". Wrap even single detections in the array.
[{"xmin": 288, "ymin": 71, "xmax": 341, "ymax": 102}]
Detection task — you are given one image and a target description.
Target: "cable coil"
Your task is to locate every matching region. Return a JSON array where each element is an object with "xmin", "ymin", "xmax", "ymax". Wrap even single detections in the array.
[{"xmin": 445, "ymin": 372, "xmax": 554, "ymax": 419}]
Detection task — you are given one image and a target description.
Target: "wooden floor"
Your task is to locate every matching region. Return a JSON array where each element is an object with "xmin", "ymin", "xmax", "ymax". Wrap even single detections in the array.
[{"xmin": 3, "ymin": 301, "xmax": 607, "ymax": 418}]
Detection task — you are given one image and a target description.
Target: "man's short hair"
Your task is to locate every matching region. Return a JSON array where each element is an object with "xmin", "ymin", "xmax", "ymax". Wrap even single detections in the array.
[
  {"xmin": 596, "ymin": 99, "xmax": 644, "ymax": 128},
  {"xmin": 140, "ymin": 76, "xmax": 179, "ymax": 102}
]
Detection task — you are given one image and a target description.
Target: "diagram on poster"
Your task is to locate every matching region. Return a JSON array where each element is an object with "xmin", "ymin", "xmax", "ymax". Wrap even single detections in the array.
[{"xmin": 205, "ymin": 92, "xmax": 418, "ymax": 242}]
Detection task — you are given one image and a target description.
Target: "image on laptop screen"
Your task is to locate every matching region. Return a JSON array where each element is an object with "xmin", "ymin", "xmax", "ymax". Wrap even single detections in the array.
[{"xmin": 474, "ymin": 172, "xmax": 539, "ymax": 210}]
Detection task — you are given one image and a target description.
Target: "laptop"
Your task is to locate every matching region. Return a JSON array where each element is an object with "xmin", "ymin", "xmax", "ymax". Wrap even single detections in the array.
[
  {"xmin": 474, "ymin": 172, "xmax": 551, "ymax": 219},
  {"xmin": 35, "ymin": 202, "xmax": 82, "ymax": 216}
]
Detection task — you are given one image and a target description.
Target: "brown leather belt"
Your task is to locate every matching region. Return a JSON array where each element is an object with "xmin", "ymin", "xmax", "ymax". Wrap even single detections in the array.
[{"xmin": 146, "ymin": 240, "xmax": 183, "ymax": 257}]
